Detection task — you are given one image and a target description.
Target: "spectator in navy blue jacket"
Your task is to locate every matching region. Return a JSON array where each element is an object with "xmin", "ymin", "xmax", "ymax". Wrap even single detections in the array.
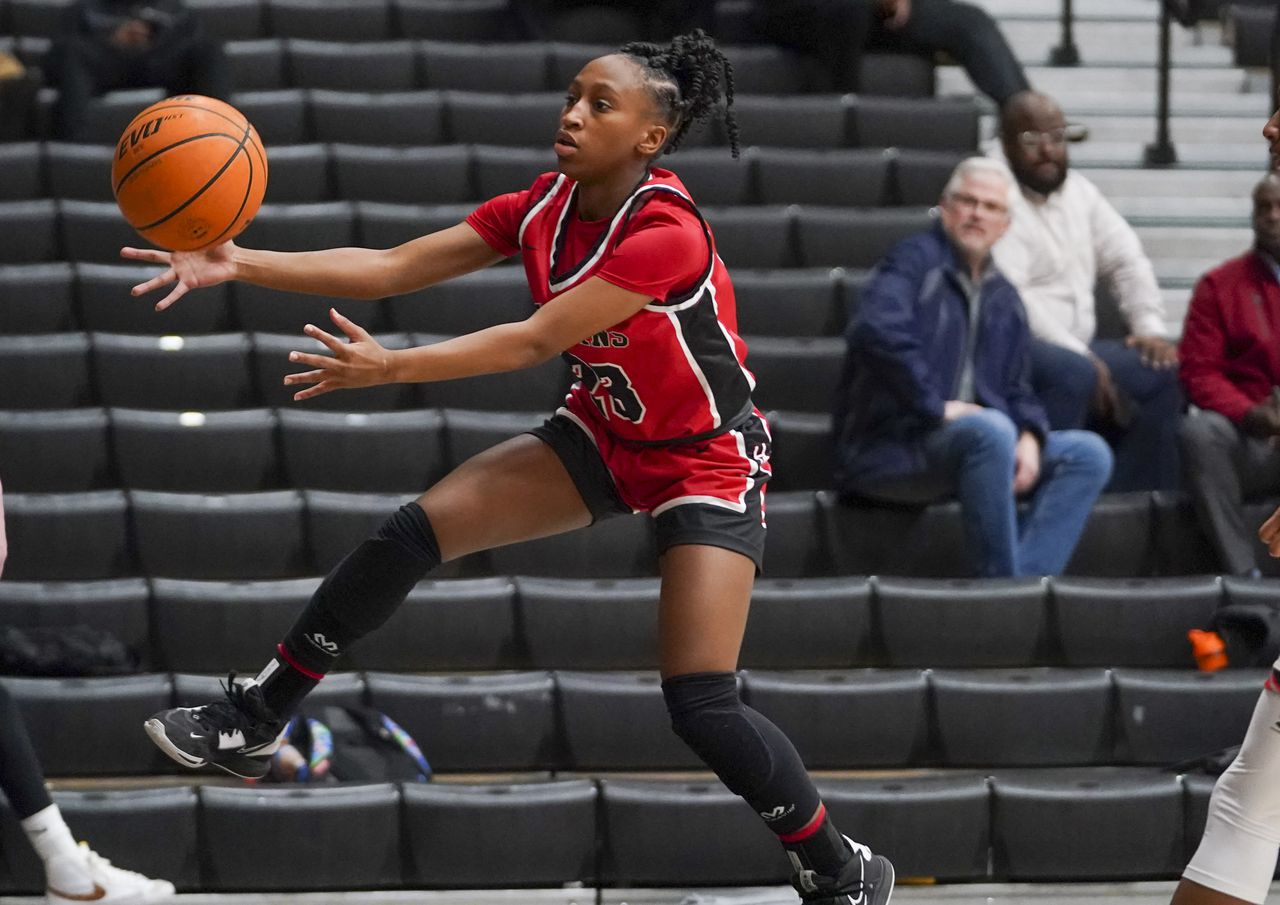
[{"xmin": 833, "ymin": 157, "xmax": 1113, "ymax": 577}]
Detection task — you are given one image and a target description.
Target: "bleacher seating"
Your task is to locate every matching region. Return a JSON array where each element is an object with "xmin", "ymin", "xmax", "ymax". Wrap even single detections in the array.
[{"xmin": 0, "ymin": 0, "xmax": 1272, "ymax": 895}]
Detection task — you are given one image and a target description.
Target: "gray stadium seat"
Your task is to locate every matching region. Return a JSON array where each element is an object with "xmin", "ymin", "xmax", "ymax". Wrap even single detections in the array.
[
  {"xmin": 355, "ymin": 201, "xmax": 472, "ymax": 248},
  {"xmin": 278, "ymin": 407, "xmax": 446, "ymax": 492},
  {"xmin": 821, "ymin": 490, "xmax": 971, "ymax": 577},
  {"xmin": 1151, "ymin": 490, "xmax": 1222, "ymax": 576},
  {"xmin": 446, "ymin": 91, "xmax": 563, "ymax": 146},
  {"xmin": 78, "ymin": 88, "xmax": 164, "ymax": 145},
  {"xmin": 286, "ymin": 39, "xmax": 416, "ymax": 90},
  {"xmin": 667, "ymin": 147, "xmax": 755, "ymax": 206},
  {"xmin": 852, "ymin": 97, "xmax": 980, "ymax": 152},
  {"xmin": 759, "ymin": 490, "xmax": 830, "ymax": 578},
  {"xmin": 0, "ymin": 200, "xmax": 58, "ymax": 262},
  {"xmin": 1051, "ymin": 576, "xmax": 1222, "ymax": 667},
  {"xmin": 558, "ymin": 670, "xmax": 701, "ymax": 769},
  {"xmin": 0, "ymin": 578, "xmax": 151, "ymax": 669},
  {"xmin": 91, "ymin": 332, "xmax": 256, "ymax": 410},
  {"xmin": 441, "ymin": 407, "xmax": 546, "ymax": 468},
  {"xmin": 110, "ymin": 407, "xmax": 281, "ymax": 492},
  {"xmin": 744, "ymin": 668, "xmax": 929, "ymax": 767},
  {"xmin": 366, "ymin": 671, "xmax": 557, "ymax": 772},
  {"xmin": 130, "ymin": 489, "xmax": 309, "ymax": 579},
  {"xmin": 236, "ymin": 201, "xmax": 356, "ymax": 252},
  {"xmin": 173, "ymin": 670, "xmax": 366, "ymax": 709},
  {"xmin": 230, "ymin": 89, "xmax": 312, "ymax": 145},
  {"xmin": 3, "ymin": 674, "xmax": 172, "ymax": 774},
  {"xmin": 6, "ymin": 0, "xmax": 73, "ymax": 37},
  {"xmin": 330, "ymin": 144, "xmax": 473, "ymax": 204},
  {"xmin": 1114, "ymin": 668, "xmax": 1264, "ymax": 764},
  {"xmin": 0, "ymin": 408, "xmax": 111, "ymax": 492},
  {"xmin": 702, "ymin": 205, "xmax": 795, "ymax": 269},
  {"xmin": 933, "ymin": 668, "xmax": 1114, "ymax": 766},
  {"xmin": 58, "ymin": 199, "xmax": 141, "ymax": 263},
  {"xmin": 723, "ymin": 44, "xmax": 808, "ymax": 94},
  {"xmin": 733, "ymin": 268, "xmax": 842, "ymax": 338},
  {"xmin": 601, "ymin": 779, "xmax": 788, "ymax": 886},
  {"xmin": 251, "ymin": 331, "xmax": 419, "ymax": 411},
  {"xmin": 394, "ymin": 0, "xmax": 513, "ymax": 41},
  {"xmin": 516, "ymin": 576, "xmax": 659, "ymax": 670},
  {"xmin": 1063, "ymin": 492, "xmax": 1156, "ymax": 577},
  {"xmin": 875, "ymin": 577, "xmax": 1048, "ymax": 667},
  {"xmin": 893, "ymin": 149, "xmax": 968, "ymax": 206},
  {"xmin": 0, "ymin": 262, "xmax": 75, "ymax": 334},
  {"xmin": 3, "ymin": 490, "xmax": 131, "ymax": 580},
  {"xmin": 472, "ymin": 145, "xmax": 558, "ymax": 198},
  {"xmin": 45, "ymin": 142, "xmax": 113, "ymax": 202},
  {"xmin": 309, "ymin": 89, "xmax": 445, "ymax": 145},
  {"xmin": 402, "ymin": 781, "xmax": 598, "ymax": 888},
  {"xmin": 261, "ymin": 143, "xmax": 331, "ymax": 203},
  {"xmin": 741, "ymin": 576, "xmax": 873, "ymax": 668},
  {"xmin": 410, "ymin": 331, "xmax": 572, "ymax": 411},
  {"xmin": 0, "ymin": 142, "xmax": 43, "ymax": 200},
  {"xmin": 268, "ymin": 0, "xmax": 392, "ymax": 40},
  {"xmin": 765, "ymin": 409, "xmax": 834, "ymax": 492},
  {"xmin": 418, "ymin": 40, "xmax": 550, "ymax": 92},
  {"xmin": 795, "ymin": 206, "xmax": 933, "ymax": 268},
  {"xmin": 224, "ymin": 38, "xmax": 286, "ymax": 91},
  {"xmin": 189, "ymin": 0, "xmax": 267, "ymax": 40},
  {"xmin": 488, "ymin": 513, "xmax": 659, "ymax": 579},
  {"xmin": 230, "ymin": 284, "xmax": 388, "ymax": 335},
  {"xmin": 746, "ymin": 336, "xmax": 844, "ymax": 413},
  {"xmin": 547, "ymin": 41, "xmax": 611, "ymax": 89},
  {"xmin": 990, "ymin": 768, "xmax": 1185, "ymax": 879},
  {"xmin": 343, "ymin": 576, "xmax": 520, "ymax": 671},
  {"xmin": 152, "ymin": 577, "xmax": 316, "ymax": 672},
  {"xmin": 77, "ymin": 262, "xmax": 231, "ymax": 335},
  {"xmin": 385, "ymin": 267, "xmax": 533, "ymax": 334},
  {"xmin": 856, "ymin": 52, "xmax": 936, "ymax": 98},
  {"xmin": 755, "ymin": 148, "xmax": 893, "ymax": 207},
  {"xmin": 732, "ymin": 95, "xmax": 849, "ymax": 149},
  {"xmin": 820, "ymin": 774, "xmax": 991, "ymax": 880},
  {"xmin": 199, "ymin": 784, "xmax": 403, "ymax": 890}
]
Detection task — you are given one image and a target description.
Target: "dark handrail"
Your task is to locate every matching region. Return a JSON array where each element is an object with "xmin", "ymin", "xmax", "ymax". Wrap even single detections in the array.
[
  {"xmin": 1049, "ymin": 0, "xmax": 1081, "ymax": 66},
  {"xmin": 1144, "ymin": 0, "xmax": 1178, "ymax": 167}
]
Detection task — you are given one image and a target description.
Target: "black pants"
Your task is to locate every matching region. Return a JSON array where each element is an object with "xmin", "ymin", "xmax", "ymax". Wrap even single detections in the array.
[
  {"xmin": 48, "ymin": 33, "xmax": 231, "ymax": 141},
  {"xmin": 757, "ymin": 0, "xmax": 1029, "ymax": 105},
  {"xmin": 0, "ymin": 681, "xmax": 53, "ymax": 819}
]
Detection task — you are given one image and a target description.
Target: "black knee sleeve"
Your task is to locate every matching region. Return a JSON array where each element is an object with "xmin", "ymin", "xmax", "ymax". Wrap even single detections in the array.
[
  {"xmin": 662, "ymin": 671, "xmax": 820, "ymax": 836},
  {"xmin": 283, "ymin": 503, "xmax": 440, "ymax": 673},
  {"xmin": 0, "ymin": 681, "xmax": 54, "ymax": 818}
]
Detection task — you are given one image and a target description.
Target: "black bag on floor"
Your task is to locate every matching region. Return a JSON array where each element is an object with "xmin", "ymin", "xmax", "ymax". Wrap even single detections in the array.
[
  {"xmin": 268, "ymin": 704, "xmax": 431, "ymax": 783},
  {"xmin": 1210, "ymin": 603, "xmax": 1280, "ymax": 668}
]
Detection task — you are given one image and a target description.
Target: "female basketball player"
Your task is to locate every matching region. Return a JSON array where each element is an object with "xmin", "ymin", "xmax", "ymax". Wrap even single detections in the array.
[
  {"xmin": 124, "ymin": 31, "xmax": 893, "ymax": 905},
  {"xmin": 1161, "ymin": 109, "xmax": 1280, "ymax": 905}
]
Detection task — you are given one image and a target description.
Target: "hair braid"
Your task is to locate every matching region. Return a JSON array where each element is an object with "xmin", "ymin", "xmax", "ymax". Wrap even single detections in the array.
[{"xmin": 620, "ymin": 29, "xmax": 740, "ymax": 159}]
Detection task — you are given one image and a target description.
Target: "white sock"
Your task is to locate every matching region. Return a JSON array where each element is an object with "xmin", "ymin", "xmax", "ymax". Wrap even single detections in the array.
[{"xmin": 20, "ymin": 804, "xmax": 91, "ymax": 894}]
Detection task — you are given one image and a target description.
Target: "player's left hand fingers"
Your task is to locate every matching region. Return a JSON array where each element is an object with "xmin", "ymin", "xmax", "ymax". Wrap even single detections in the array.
[
  {"xmin": 283, "ymin": 367, "xmax": 329, "ymax": 386},
  {"xmin": 131, "ymin": 267, "xmax": 176, "ymax": 296},
  {"xmin": 287, "ymin": 350, "xmax": 337, "ymax": 371},
  {"xmin": 330, "ymin": 307, "xmax": 371, "ymax": 342},
  {"xmin": 292, "ymin": 379, "xmax": 339, "ymax": 402},
  {"xmin": 154, "ymin": 282, "xmax": 190, "ymax": 312},
  {"xmin": 302, "ymin": 323, "xmax": 348, "ymax": 355}
]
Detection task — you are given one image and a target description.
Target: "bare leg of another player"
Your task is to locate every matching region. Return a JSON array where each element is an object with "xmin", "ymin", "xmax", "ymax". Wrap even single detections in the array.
[{"xmin": 1166, "ymin": 507, "xmax": 1280, "ymax": 905}]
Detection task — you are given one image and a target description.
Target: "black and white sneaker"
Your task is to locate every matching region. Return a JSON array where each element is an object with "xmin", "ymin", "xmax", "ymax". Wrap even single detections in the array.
[
  {"xmin": 144, "ymin": 674, "xmax": 283, "ymax": 779},
  {"xmin": 792, "ymin": 837, "xmax": 895, "ymax": 905}
]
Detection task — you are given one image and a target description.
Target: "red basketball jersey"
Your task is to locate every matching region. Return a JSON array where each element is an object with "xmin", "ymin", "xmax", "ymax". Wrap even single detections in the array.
[{"xmin": 466, "ymin": 167, "xmax": 756, "ymax": 444}]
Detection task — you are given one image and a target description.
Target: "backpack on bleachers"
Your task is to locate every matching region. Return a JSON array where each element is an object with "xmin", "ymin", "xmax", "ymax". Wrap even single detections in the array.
[
  {"xmin": 1209, "ymin": 602, "xmax": 1280, "ymax": 668},
  {"xmin": 269, "ymin": 704, "xmax": 431, "ymax": 783}
]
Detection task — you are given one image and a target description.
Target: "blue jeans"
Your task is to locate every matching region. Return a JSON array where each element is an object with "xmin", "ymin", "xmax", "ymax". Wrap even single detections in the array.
[
  {"xmin": 854, "ymin": 410, "xmax": 1113, "ymax": 577},
  {"xmin": 1030, "ymin": 338, "xmax": 1183, "ymax": 492}
]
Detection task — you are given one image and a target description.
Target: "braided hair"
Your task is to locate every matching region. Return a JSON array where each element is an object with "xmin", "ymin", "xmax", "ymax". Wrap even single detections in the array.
[{"xmin": 619, "ymin": 29, "xmax": 740, "ymax": 160}]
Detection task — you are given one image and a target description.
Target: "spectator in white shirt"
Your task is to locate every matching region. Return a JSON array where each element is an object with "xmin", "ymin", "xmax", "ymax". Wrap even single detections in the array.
[{"xmin": 991, "ymin": 91, "xmax": 1182, "ymax": 492}]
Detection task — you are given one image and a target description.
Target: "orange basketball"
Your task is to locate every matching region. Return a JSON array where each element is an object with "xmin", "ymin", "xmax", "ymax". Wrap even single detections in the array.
[{"xmin": 112, "ymin": 95, "xmax": 268, "ymax": 252}]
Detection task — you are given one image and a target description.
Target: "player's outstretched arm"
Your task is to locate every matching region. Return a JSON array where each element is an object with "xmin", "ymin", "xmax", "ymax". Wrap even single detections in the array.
[
  {"xmin": 285, "ymin": 276, "xmax": 650, "ymax": 400},
  {"xmin": 122, "ymin": 222, "xmax": 504, "ymax": 312}
]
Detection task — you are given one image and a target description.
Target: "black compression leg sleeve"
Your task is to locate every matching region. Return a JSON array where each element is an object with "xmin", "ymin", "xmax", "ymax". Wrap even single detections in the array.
[
  {"xmin": 0, "ymin": 681, "xmax": 53, "ymax": 818},
  {"xmin": 260, "ymin": 503, "xmax": 440, "ymax": 717}
]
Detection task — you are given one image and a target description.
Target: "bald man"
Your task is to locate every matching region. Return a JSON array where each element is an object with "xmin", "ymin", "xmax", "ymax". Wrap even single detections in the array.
[
  {"xmin": 1179, "ymin": 175, "xmax": 1280, "ymax": 578},
  {"xmin": 991, "ymin": 91, "xmax": 1183, "ymax": 493}
]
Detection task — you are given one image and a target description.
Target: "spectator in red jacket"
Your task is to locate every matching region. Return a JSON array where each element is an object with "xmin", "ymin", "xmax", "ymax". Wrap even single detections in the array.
[{"xmin": 1178, "ymin": 173, "xmax": 1280, "ymax": 576}]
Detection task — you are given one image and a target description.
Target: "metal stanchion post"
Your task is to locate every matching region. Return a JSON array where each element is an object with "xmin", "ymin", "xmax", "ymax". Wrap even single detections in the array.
[
  {"xmin": 1050, "ymin": 0, "xmax": 1081, "ymax": 66},
  {"xmin": 1144, "ymin": 1, "xmax": 1178, "ymax": 167}
]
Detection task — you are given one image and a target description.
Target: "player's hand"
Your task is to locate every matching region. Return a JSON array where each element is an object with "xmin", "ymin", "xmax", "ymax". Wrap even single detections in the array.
[
  {"xmin": 283, "ymin": 308, "xmax": 397, "ymax": 401},
  {"xmin": 943, "ymin": 400, "xmax": 984, "ymax": 420},
  {"xmin": 122, "ymin": 241, "xmax": 240, "ymax": 311},
  {"xmin": 1260, "ymin": 504, "xmax": 1280, "ymax": 557},
  {"xmin": 1013, "ymin": 431, "xmax": 1041, "ymax": 495},
  {"xmin": 1125, "ymin": 335, "xmax": 1178, "ymax": 370}
]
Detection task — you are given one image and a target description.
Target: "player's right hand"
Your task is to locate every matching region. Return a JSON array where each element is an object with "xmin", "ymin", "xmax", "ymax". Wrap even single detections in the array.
[
  {"xmin": 121, "ymin": 241, "xmax": 240, "ymax": 312},
  {"xmin": 1260, "ymin": 505, "xmax": 1280, "ymax": 557}
]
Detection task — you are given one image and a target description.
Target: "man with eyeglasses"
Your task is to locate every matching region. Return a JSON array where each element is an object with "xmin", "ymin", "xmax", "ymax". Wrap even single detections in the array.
[
  {"xmin": 832, "ymin": 157, "xmax": 1112, "ymax": 578},
  {"xmin": 991, "ymin": 91, "xmax": 1183, "ymax": 494}
]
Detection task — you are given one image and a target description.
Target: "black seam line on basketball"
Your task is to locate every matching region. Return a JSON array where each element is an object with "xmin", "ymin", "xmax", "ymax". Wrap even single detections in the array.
[
  {"xmin": 136, "ymin": 123, "xmax": 251, "ymax": 233},
  {"xmin": 113, "ymin": 131, "xmax": 243, "ymax": 196},
  {"xmin": 203, "ymin": 143, "xmax": 255, "ymax": 248}
]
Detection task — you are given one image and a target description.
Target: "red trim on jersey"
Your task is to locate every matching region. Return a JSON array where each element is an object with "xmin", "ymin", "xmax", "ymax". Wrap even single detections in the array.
[
  {"xmin": 277, "ymin": 643, "xmax": 325, "ymax": 680},
  {"xmin": 778, "ymin": 803, "xmax": 827, "ymax": 842}
]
